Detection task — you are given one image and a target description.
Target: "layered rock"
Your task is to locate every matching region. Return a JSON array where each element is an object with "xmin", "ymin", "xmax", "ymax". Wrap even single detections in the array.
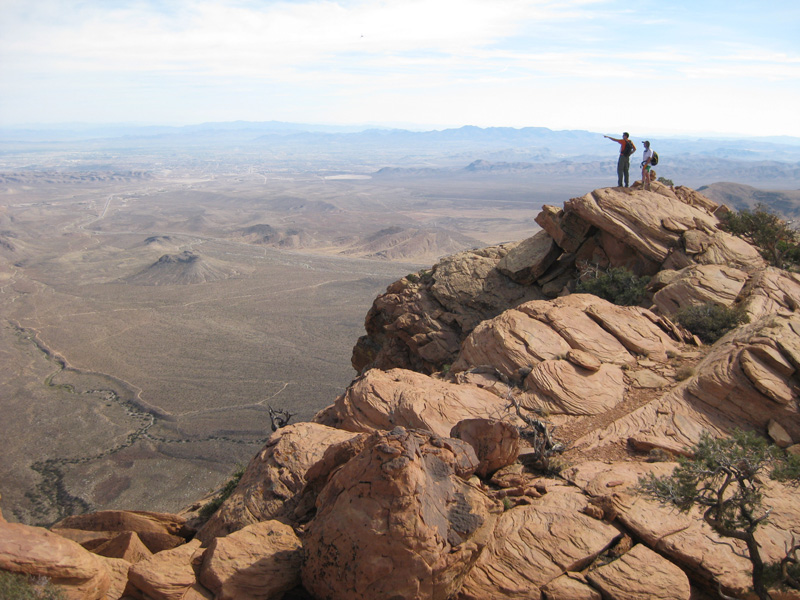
[
  {"xmin": 586, "ymin": 543, "xmax": 691, "ymax": 600},
  {"xmin": 354, "ymin": 183, "xmax": 765, "ymax": 377},
  {"xmin": 301, "ymin": 427, "xmax": 498, "ymax": 600},
  {"xmin": 573, "ymin": 312, "xmax": 800, "ymax": 454},
  {"xmin": 457, "ymin": 484, "xmax": 620, "ymax": 600},
  {"xmin": 564, "ymin": 461, "xmax": 800, "ymax": 598},
  {"xmin": 352, "ymin": 245, "xmax": 544, "ymax": 374},
  {"xmin": 316, "ymin": 367, "xmax": 521, "ymax": 437}
]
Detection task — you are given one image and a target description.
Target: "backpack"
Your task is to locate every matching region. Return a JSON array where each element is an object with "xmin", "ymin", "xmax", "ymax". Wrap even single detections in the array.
[
  {"xmin": 651, "ymin": 151, "xmax": 659, "ymax": 166},
  {"xmin": 623, "ymin": 140, "xmax": 635, "ymax": 157}
]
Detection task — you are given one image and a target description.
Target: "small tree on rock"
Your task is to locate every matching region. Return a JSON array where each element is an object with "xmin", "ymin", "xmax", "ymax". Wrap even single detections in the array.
[{"xmin": 639, "ymin": 430, "xmax": 800, "ymax": 600}]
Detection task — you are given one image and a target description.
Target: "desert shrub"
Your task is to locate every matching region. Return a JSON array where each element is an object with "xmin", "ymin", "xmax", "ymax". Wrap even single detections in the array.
[
  {"xmin": 0, "ymin": 572, "xmax": 66, "ymax": 600},
  {"xmin": 720, "ymin": 203, "xmax": 800, "ymax": 269},
  {"xmin": 199, "ymin": 465, "xmax": 245, "ymax": 519},
  {"xmin": 639, "ymin": 430, "xmax": 800, "ymax": 599},
  {"xmin": 674, "ymin": 302, "xmax": 749, "ymax": 344},
  {"xmin": 657, "ymin": 176, "xmax": 674, "ymax": 186},
  {"xmin": 576, "ymin": 266, "xmax": 650, "ymax": 306}
]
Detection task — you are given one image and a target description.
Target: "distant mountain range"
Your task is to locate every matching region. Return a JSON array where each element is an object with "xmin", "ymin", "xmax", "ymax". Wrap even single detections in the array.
[{"xmin": 3, "ymin": 121, "xmax": 800, "ymax": 164}]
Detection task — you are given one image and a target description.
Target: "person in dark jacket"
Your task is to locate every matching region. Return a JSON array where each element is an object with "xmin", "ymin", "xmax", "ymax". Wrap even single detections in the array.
[{"xmin": 604, "ymin": 132, "xmax": 636, "ymax": 187}]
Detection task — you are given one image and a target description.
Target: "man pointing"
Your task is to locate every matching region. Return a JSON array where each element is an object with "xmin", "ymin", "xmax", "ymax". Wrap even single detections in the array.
[{"xmin": 604, "ymin": 132, "xmax": 636, "ymax": 188}]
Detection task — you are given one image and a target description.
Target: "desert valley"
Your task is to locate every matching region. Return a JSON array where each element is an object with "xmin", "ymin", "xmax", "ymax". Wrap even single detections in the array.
[{"xmin": 2, "ymin": 123, "xmax": 800, "ymax": 599}]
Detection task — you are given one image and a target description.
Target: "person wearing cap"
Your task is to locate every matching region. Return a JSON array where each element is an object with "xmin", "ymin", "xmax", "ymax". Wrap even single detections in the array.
[
  {"xmin": 603, "ymin": 132, "xmax": 636, "ymax": 187},
  {"xmin": 640, "ymin": 141, "xmax": 654, "ymax": 191}
]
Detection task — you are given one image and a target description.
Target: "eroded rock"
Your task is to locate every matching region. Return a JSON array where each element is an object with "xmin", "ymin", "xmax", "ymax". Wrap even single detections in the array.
[
  {"xmin": 302, "ymin": 427, "xmax": 497, "ymax": 600},
  {"xmin": 198, "ymin": 520, "xmax": 302, "ymax": 600},
  {"xmin": 196, "ymin": 422, "xmax": 356, "ymax": 544}
]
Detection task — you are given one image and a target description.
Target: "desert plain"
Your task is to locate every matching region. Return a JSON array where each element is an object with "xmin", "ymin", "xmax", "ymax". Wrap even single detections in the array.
[{"xmin": 0, "ymin": 145, "xmax": 574, "ymax": 524}]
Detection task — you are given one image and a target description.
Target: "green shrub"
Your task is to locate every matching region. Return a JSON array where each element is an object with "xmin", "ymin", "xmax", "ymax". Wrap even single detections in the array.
[
  {"xmin": 657, "ymin": 176, "xmax": 674, "ymax": 186},
  {"xmin": 199, "ymin": 465, "xmax": 245, "ymax": 519},
  {"xmin": 674, "ymin": 302, "xmax": 749, "ymax": 344},
  {"xmin": 576, "ymin": 267, "xmax": 650, "ymax": 306},
  {"xmin": 0, "ymin": 572, "xmax": 66, "ymax": 600},
  {"xmin": 720, "ymin": 203, "xmax": 800, "ymax": 269}
]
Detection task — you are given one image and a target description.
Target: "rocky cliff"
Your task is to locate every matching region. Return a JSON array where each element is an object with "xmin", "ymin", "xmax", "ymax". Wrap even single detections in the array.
[{"xmin": 3, "ymin": 180, "xmax": 800, "ymax": 600}]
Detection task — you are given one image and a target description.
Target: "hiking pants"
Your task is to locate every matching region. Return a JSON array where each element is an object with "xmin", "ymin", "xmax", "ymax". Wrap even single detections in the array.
[{"xmin": 617, "ymin": 154, "xmax": 630, "ymax": 187}]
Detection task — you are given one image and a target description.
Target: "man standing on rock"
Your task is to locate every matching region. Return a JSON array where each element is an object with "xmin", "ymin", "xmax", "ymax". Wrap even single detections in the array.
[{"xmin": 604, "ymin": 132, "xmax": 636, "ymax": 187}]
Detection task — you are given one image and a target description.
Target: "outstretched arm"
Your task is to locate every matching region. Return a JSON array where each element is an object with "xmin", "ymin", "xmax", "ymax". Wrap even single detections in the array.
[{"xmin": 604, "ymin": 135, "xmax": 623, "ymax": 143}]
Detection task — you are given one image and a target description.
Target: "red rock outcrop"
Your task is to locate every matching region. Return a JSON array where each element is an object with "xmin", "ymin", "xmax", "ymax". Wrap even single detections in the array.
[
  {"xmin": 351, "ymin": 245, "xmax": 544, "ymax": 374},
  {"xmin": 196, "ymin": 422, "xmax": 356, "ymax": 543},
  {"xmin": 126, "ymin": 539, "xmax": 209, "ymax": 600},
  {"xmin": 316, "ymin": 367, "xmax": 521, "ymax": 437},
  {"xmin": 52, "ymin": 510, "xmax": 188, "ymax": 554},
  {"xmin": 354, "ymin": 183, "xmax": 765, "ymax": 376},
  {"xmin": 198, "ymin": 520, "xmax": 302, "ymax": 600},
  {"xmin": 301, "ymin": 427, "xmax": 498, "ymax": 600},
  {"xmin": 0, "ymin": 520, "xmax": 110, "ymax": 600},
  {"xmin": 586, "ymin": 543, "xmax": 691, "ymax": 600},
  {"xmin": 449, "ymin": 418, "xmax": 520, "ymax": 478},
  {"xmin": 457, "ymin": 483, "xmax": 620, "ymax": 600}
]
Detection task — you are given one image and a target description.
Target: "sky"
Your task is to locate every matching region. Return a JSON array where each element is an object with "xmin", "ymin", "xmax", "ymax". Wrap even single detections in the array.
[{"xmin": 1, "ymin": 0, "xmax": 799, "ymax": 137}]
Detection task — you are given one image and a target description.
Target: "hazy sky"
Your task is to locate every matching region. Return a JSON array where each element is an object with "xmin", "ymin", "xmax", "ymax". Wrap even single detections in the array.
[{"xmin": 1, "ymin": 0, "xmax": 798, "ymax": 136}]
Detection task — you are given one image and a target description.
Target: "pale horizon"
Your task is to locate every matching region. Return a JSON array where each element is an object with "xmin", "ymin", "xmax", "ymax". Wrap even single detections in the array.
[{"xmin": 2, "ymin": 0, "xmax": 798, "ymax": 138}]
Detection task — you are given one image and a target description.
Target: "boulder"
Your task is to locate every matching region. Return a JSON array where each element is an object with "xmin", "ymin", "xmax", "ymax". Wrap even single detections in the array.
[
  {"xmin": 0, "ymin": 520, "xmax": 110, "ymax": 600},
  {"xmin": 319, "ymin": 368, "xmax": 519, "ymax": 438},
  {"xmin": 198, "ymin": 520, "xmax": 302, "ymax": 600},
  {"xmin": 450, "ymin": 418, "xmax": 520, "ymax": 478},
  {"xmin": 652, "ymin": 264, "xmax": 748, "ymax": 314},
  {"xmin": 92, "ymin": 531, "xmax": 152, "ymax": 564},
  {"xmin": 302, "ymin": 427, "xmax": 497, "ymax": 600},
  {"xmin": 457, "ymin": 484, "xmax": 620, "ymax": 600},
  {"xmin": 196, "ymin": 422, "xmax": 356, "ymax": 543},
  {"xmin": 586, "ymin": 544, "xmax": 690, "ymax": 600},
  {"xmin": 535, "ymin": 204, "xmax": 593, "ymax": 253},
  {"xmin": 566, "ymin": 349, "xmax": 602, "ymax": 371},
  {"xmin": 51, "ymin": 510, "xmax": 188, "ymax": 554},
  {"xmin": 768, "ymin": 419, "xmax": 794, "ymax": 448},
  {"xmin": 96, "ymin": 556, "xmax": 131, "ymax": 600},
  {"xmin": 497, "ymin": 230, "xmax": 562, "ymax": 285},
  {"xmin": 127, "ymin": 539, "xmax": 209, "ymax": 600},
  {"xmin": 452, "ymin": 308, "xmax": 572, "ymax": 379}
]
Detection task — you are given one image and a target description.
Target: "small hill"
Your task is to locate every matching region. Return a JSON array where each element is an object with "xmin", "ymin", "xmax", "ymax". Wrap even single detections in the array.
[
  {"xmin": 123, "ymin": 251, "xmax": 239, "ymax": 285},
  {"xmin": 230, "ymin": 223, "xmax": 314, "ymax": 248},
  {"xmin": 697, "ymin": 181, "xmax": 800, "ymax": 218},
  {"xmin": 142, "ymin": 235, "xmax": 180, "ymax": 252},
  {"xmin": 341, "ymin": 226, "xmax": 483, "ymax": 261}
]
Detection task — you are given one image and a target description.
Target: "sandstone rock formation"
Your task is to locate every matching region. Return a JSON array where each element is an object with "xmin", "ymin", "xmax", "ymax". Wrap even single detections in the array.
[
  {"xmin": 52, "ymin": 510, "xmax": 189, "ymax": 554},
  {"xmin": 7, "ymin": 183, "xmax": 800, "ymax": 600},
  {"xmin": 457, "ymin": 484, "xmax": 620, "ymax": 600},
  {"xmin": 315, "ymin": 367, "xmax": 521, "ymax": 437},
  {"xmin": 198, "ymin": 520, "xmax": 302, "ymax": 600},
  {"xmin": 0, "ymin": 520, "xmax": 111, "ymax": 600},
  {"xmin": 301, "ymin": 427, "xmax": 498, "ymax": 600},
  {"xmin": 196, "ymin": 422, "xmax": 356, "ymax": 543}
]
